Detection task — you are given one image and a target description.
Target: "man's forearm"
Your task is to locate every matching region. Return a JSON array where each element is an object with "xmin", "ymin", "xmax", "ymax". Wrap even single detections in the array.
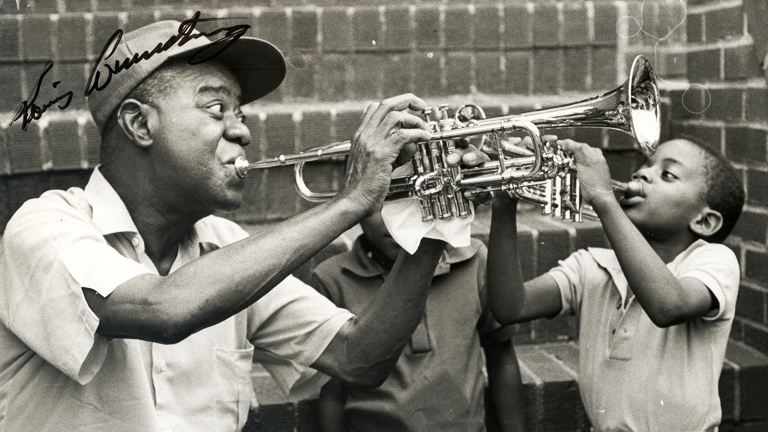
[
  {"xmin": 88, "ymin": 195, "xmax": 369, "ymax": 343},
  {"xmin": 311, "ymin": 238, "xmax": 444, "ymax": 387}
]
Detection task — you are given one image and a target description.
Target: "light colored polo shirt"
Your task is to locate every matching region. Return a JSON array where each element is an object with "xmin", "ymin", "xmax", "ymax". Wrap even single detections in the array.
[
  {"xmin": 309, "ymin": 237, "xmax": 504, "ymax": 432},
  {"xmin": 549, "ymin": 241, "xmax": 739, "ymax": 432},
  {"xmin": 0, "ymin": 168, "xmax": 354, "ymax": 432}
]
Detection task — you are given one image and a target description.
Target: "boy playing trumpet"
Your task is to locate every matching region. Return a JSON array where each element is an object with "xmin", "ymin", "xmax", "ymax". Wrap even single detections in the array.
[{"xmin": 488, "ymin": 137, "xmax": 744, "ymax": 431}]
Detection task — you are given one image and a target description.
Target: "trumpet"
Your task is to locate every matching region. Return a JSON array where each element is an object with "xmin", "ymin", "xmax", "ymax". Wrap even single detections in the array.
[{"xmin": 234, "ymin": 55, "xmax": 659, "ymax": 222}]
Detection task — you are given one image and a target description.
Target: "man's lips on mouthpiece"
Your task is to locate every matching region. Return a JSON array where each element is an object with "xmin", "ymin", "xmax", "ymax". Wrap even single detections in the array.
[{"xmin": 623, "ymin": 180, "xmax": 644, "ymax": 198}]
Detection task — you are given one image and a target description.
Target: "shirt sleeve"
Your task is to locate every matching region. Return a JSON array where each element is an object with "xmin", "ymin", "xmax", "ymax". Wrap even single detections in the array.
[
  {"xmin": 246, "ymin": 275, "xmax": 354, "ymax": 395},
  {"xmin": 0, "ymin": 194, "xmax": 152, "ymax": 384},
  {"xmin": 676, "ymin": 243, "xmax": 740, "ymax": 322},
  {"xmin": 548, "ymin": 250, "xmax": 593, "ymax": 317}
]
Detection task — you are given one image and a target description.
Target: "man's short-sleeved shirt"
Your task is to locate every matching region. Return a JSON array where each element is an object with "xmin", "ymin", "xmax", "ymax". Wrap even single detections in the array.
[
  {"xmin": 549, "ymin": 240, "xmax": 739, "ymax": 432},
  {"xmin": 0, "ymin": 168, "xmax": 354, "ymax": 432},
  {"xmin": 309, "ymin": 237, "xmax": 503, "ymax": 432}
]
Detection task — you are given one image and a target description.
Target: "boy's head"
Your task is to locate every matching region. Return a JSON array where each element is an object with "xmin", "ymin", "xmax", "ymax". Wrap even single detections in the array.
[
  {"xmin": 620, "ymin": 138, "xmax": 744, "ymax": 244},
  {"xmin": 360, "ymin": 210, "xmax": 402, "ymax": 262}
]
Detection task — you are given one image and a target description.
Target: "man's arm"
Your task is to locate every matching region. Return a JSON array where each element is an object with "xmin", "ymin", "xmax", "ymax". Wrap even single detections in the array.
[
  {"xmin": 485, "ymin": 336, "xmax": 527, "ymax": 432},
  {"xmin": 318, "ymin": 378, "xmax": 348, "ymax": 432},
  {"xmin": 558, "ymin": 139, "xmax": 714, "ymax": 327},
  {"xmin": 311, "ymin": 238, "xmax": 444, "ymax": 388},
  {"xmin": 487, "ymin": 194, "xmax": 563, "ymax": 325}
]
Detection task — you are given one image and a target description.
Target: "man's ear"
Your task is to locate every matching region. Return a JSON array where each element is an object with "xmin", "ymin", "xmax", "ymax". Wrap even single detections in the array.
[
  {"xmin": 690, "ymin": 207, "xmax": 723, "ymax": 238},
  {"xmin": 116, "ymin": 99, "xmax": 154, "ymax": 148}
]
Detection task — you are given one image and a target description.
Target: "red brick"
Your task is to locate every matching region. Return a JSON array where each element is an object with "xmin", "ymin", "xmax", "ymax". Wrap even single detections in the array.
[
  {"xmin": 688, "ymin": 49, "xmax": 721, "ymax": 83},
  {"xmin": 264, "ymin": 112, "xmax": 296, "ymax": 157},
  {"xmin": 22, "ymin": 16, "xmax": 53, "ymax": 61},
  {"xmin": 443, "ymin": 5, "xmax": 470, "ymax": 50},
  {"xmin": 743, "ymin": 321, "xmax": 768, "ymax": 357},
  {"xmin": 255, "ymin": 9, "xmax": 289, "ymax": 53},
  {"xmin": 264, "ymin": 166, "xmax": 299, "ymax": 219},
  {"xmin": 658, "ymin": 51, "xmax": 687, "ymax": 78},
  {"xmin": 0, "ymin": 65, "xmax": 23, "ymax": 114},
  {"xmin": 318, "ymin": 55, "xmax": 348, "ymax": 101},
  {"xmin": 34, "ymin": 0, "xmax": 59, "ymax": 13},
  {"xmin": 668, "ymin": 88, "xmax": 703, "ymax": 121},
  {"xmin": 0, "ymin": 128, "xmax": 10, "ymax": 175},
  {"xmin": 0, "ymin": 16, "xmax": 20, "ymax": 62},
  {"xmin": 472, "ymin": 5, "xmax": 500, "ymax": 50},
  {"xmin": 350, "ymin": 54, "xmax": 382, "ymax": 99},
  {"xmin": 533, "ymin": 49, "xmax": 561, "ymax": 94},
  {"xmin": 533, "ymin": 3, "xmax": 559, "ymax": 48},
  {"xmin": 724, "ymin": 45, "xmax": 763, "ymax": 80},
  {"xmin": 562, "ymin": 3, "xmax": 587, "ymax": 47},
  {"xmin": 292, "ymin": 9, "xmax": 318, "ymax": 51},
  {"xmin": 50, "ymin": 62, "xmax": 86, "ymax": 110},
  {"xmin": 6, "ymin": 123, "xmax": 42, "ymax": 174},
  {"xmin": 414, "ymin": 6, "xmax": 440, "ymax": 50},
  {"xmin": 0, "ymin": 0, "xmax": 30, "ymax": 14},
  {"xmin": 123, "ymin": 11, "xmax": 155, "ymax": 33},
  {"xmin": 592, "ymin": 47, "xmax": 616, "ymax": 90},
  {"xmin": 687, "ymin": 13, "xmax": 703, "ymax": 43},
  {"xmin": 444, "ymin": 52, "xmax": 471, "ymax": 96},
  {"xmin": 383, "ymin": 5, "xmax": 412, "ymax": 51},
  {"xmin": 746, "ymin": 250, "xmax": 768, "ymax": 285},
  {"xmin": 733, "ymin": 210, "xmax": 768, "ymax": 245},
  {"xmin": 55, "ymin": 15, "xmax": 88, "ymax": 61},
  {"xmin": 505, "ymin": 52, "xmax": 531, "ymax": 95},
  {"xmin": 504, "ymin": 4, "xmax": 532, "ymax": 49},
  {"xmin": 745, "ymin": 88, "xmax": 768, "ymax": 122},
  {"xmin": 593, "ymin": 2, "xmax": 618, "ymax": 46},
  {"xmin": 45, "ymin": 119, "xmax": 82, "ymax": 170},
  {"xmin": 737, "ymin": 284, "xmax": 767, "ymax": 324},
  {"xmin": 660, "ymin": 1, "xmax": 687, "ymax": 44},
  {"xmin": 65, "ymin": 0, "xmax": 93, "ymax": 12},
  {"xmin": 728, "ymin": 338, "xmax": 768, "ymax": 418},
  {"xmin": 92, "ymin": 13, "xmax": 121, "ymax": 58},
  {"xmin": 747, "ymin": 169, "xmax": 768, "ymax": 206},
  {"xmin": 298, "ymin": 110, "xmax": 333, "ymax": 151},
  {"xmin": 475, "ymin": 52, "xmax": 503, "ymax": 95},
  {"xmin": 130, "ymin": 0, "xmax": 157, "ymax": 8},
  {"xmin": 413, "ymin": 52, "xmax": 442, "ymax": 98},
  {"xmin": 725, "ymin": 127, "xmax": 766, "ymax": 163},
  {"xmin": 563, "ymin": 48, "xmax": 588, "ymax": 92},
  {"xmin": 285, "ymin": 53, "xmax": 316, "ymax": 99},
  {"xmin": 708, "ymin": 89, "xmax": 744, "ymax": 121},
  {"xmin": 381, "ymin": 54, "xmax": 411, "ymax": 97},
  {"xmin": 321, "ymin": 8, "xmax": 353, "ymax": 52},
  {"xmin": 334, "ymin": 108, "xmax": 364, "ymax": 144},
  {"xmin": 706, "ymin": 6, "xmax": 745, "ymax": 43},
  {"xmin": 353, "ymin": 7, "xmax": 381, "ymax": 52}
]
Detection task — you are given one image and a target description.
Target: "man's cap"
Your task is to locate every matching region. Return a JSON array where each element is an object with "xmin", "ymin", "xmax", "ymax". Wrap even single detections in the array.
[{"xmin": 87, "ymin": 20, "xmax": 286, "ymax": 133}]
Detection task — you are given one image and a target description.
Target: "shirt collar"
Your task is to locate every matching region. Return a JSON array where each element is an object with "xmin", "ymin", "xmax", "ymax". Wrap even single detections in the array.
[
  {"xmin": 84, "ymin": 167, "xmax": 225, "ymax": 249},
  {"xmin": 343, "ymin": 236, "xmax": 482, "ymax": 278}
]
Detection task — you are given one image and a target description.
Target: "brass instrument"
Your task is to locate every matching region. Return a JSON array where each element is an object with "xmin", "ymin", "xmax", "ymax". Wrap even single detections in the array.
[{"xmin": 234, "ymin": 55, "xmax": 659, "ymax": 222}]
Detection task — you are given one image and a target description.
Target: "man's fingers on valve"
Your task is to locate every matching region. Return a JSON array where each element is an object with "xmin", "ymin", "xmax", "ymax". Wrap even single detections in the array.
[
  {"xmin": 368, "ymin": 93, "xmax": 428, "ymax": 127},
  {"xmin": 463, "ymin": 190, "xmax": 494, "ymax": 206},
  {"xmin": 445, "ymin": 144, "xmax": 490, "ymax": 167}
]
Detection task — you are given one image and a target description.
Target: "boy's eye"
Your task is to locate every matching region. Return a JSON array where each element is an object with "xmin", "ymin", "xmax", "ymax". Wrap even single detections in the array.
[{"xmin": 661, "ymin": 170, "xmax": 678, "ymax": 180}]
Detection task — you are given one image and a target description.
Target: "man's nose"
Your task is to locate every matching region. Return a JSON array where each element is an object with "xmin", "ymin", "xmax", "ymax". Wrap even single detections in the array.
[{"xmin": 224, "ymin": 114, "xmax": 251, "ymax": 147}]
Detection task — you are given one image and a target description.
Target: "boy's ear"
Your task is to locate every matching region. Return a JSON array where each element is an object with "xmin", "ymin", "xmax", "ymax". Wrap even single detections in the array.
[
  {"xmin": 116, "ymin": 99, "xmax": 155, "ymax": 148},
  {"xmin": 689, "ymin": 207, "xmax": 723, "ymax": 238}
]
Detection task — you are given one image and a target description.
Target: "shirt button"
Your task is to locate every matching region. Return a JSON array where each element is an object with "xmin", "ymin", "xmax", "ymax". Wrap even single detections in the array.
[
  {"xmin": 158, "ymin": 361, "xmax": 168, "ymax": 373},
  {"xmin": 131, "ymin": 236, "xmax": 140, "ymax": 247}
]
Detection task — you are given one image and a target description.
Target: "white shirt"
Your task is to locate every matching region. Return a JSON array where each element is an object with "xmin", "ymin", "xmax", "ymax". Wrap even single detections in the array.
[
  {"xmin": 550, "ymin": 241, "xmax": 739, "ymax": 432},
  {"xmin": 0, "ymin": 168, "xmax": 354, "ymax": 432}
]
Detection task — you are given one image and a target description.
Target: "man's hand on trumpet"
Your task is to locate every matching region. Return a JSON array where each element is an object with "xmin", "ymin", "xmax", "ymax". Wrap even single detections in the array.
[{"xmin": 340, "ymin": 93, "xmax": 490, "ymax": 215}]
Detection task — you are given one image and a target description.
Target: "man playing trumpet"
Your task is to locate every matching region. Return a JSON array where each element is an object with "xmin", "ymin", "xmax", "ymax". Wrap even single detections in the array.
[{"xmin": 0, "ymin": 20, "xmax": 488, "ymax": 432}]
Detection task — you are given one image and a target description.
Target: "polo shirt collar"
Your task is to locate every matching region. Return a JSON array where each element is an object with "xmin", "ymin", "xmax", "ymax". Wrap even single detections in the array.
[
  {"xmin": 343, "ymin": 236, "xmax": 482, "ymax": 278},
  {"xmin": 84, "ymin": 167, "xmax": 224, "ymax": 249}
]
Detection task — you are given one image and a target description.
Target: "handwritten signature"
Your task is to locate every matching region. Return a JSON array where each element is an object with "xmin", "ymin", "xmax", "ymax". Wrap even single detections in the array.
[
  {"xmin": 9, "ymin": 11, "xmax": 249, "ymax": 131},
  {"xmin": 85, "ymin": 11, "xmax": 249, "ymax": 97},
  {"xmin": 9, "ymin": 61, "xmax": 73, "ymax": 131}
]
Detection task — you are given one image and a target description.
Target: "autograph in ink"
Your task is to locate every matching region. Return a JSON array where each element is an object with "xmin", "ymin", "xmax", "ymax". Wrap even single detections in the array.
[
  {"xmin": 9, "ymin": 60, "xmax": 74, "ymax": 132},
  {"xmin": 85, "ymin": 11, "xmax": 249, "ymax": 97}
]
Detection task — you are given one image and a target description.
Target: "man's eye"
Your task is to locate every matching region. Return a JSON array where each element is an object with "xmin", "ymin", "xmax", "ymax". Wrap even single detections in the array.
[
  {"xmin": 206, "ymin": 103, "xmax": 224, "ymax": 116},
  {"xmin": 236, "ymin": 113, "xmax": 246, "ymax": 123}
]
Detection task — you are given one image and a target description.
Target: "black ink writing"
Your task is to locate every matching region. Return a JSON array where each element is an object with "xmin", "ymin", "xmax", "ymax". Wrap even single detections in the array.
[
  {"xmin": 10, "ymin": 61, "xmax": 74, "ymax": 131},
  {"xmin": 85, "ymin": 11, "xmax": 250, "ymax": 97}
]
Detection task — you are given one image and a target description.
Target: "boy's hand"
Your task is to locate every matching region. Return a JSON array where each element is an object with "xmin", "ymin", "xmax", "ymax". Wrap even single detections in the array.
[{"xmin": 557, "ymin": 139, "xmax": 614, "ymax": 207}]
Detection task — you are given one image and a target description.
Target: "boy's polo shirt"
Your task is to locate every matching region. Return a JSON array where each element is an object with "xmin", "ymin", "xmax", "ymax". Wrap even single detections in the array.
[
  {"xmin": 549, "ymin": 241, "xmax": 739, "ymax": 432},
  {"xmin": 0, "ymin": 168, "xmax": 353, "ymax": 432},
  {"xmin": 309, "ymin": 237, "xmax": 502, "ymax": 432}
]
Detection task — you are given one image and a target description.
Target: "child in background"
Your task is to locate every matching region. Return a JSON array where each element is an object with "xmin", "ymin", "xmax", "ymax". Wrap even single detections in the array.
[
  {"xmin": 487, "ymin": 137, "xmax": 744, "ymax": 431},
  {"xmin": 309, "ymin": 210, "xmax": 527, "ymax": 432}
]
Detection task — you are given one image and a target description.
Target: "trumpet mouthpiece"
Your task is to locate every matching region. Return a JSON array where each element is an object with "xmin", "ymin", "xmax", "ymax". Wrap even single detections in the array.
[
  {"xmin": 623, "ymin": 180, "xmax": 644, "ymax": 198},
  {"xmin": 234, "ymin": 157, "xmax": 250, "ymax": 179}
]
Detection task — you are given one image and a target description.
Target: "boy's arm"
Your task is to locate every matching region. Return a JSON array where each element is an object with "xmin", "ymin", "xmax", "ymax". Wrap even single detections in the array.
[
  {"xmin": 487, "ymin": 194, "xmax": 563, "ymax": 325},
  {"xmin": 318, "ymin": 378, "xmax": 348, "ymax": 432},
  {"xmin": 559, "ymin": 140, "xmax": 714, "ymax": 327},
  {"xmin": 484, "ymin": 335, "xmax": 527, "ymax": 432}
]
